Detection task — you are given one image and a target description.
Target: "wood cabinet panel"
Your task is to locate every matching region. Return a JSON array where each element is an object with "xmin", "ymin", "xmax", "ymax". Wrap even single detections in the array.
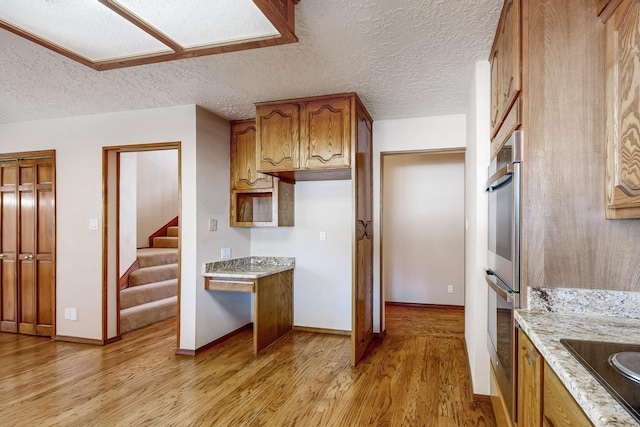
[
  {"xmin": 352, "ymin": 106, "xmax": 373, "ymax": 366},
  {"xmin": 490, "ymin": 0, "xmax": 521, "ymax": 142},
  {"xmin": 543, "ymin": 362, "xmax": 593, "ymax": 427},
  {"xmin": 518, "ymin": 329, "xmax": 543, "ymax": 427},
  {"xmin": 301, "ymin": 97, "xmax": 351, "ymax": 169},
  {"xmin": 231, "ymin": 120, "xmax": 273, "ymax": 190},
  {"xmin": 256, "ymin": 103, "xmax": 300, "ymax": 172},
  {"xmin": 605, "ymin": 0, "xmax": 640, "ymax": 218}
]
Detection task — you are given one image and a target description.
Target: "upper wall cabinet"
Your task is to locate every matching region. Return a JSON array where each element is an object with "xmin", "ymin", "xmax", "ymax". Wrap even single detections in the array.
[
  {"xmin": 230, "ymin": 119, "xmax": 294, "ymax": 227},
  {"xmin": 231, "ymin": 120, "xmax": 273, "ymax": 191},
  {"xmin": 490, "ymin": 0, "xmax": 522, "ymax": 159},
  {"xmin": 255, "ymin": 93, "xmax": 364, "ymax": 182},
  {"xmin": 604, "ymin": 0, "xmax": 640, "ymax": 218}
]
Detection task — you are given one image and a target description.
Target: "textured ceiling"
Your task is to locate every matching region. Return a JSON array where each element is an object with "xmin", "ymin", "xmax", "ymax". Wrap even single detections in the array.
[{"xmin": 0, "ymin": 0, "xmax": 502, "ymax": 125}]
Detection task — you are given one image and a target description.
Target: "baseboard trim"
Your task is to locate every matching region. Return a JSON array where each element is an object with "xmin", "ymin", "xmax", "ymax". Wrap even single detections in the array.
[
  {"xmin": 293, "ymin": 326, "xmax": 351, "ymax": 336},
  {"xmin": 104, "ymin": 336, "xmax": 122, "ymax": 345},
  {"xmin": 55, "ymin": 335, "xmax": 106, "ymax": 345},
  {"xmin": 473, "ymin": 393, "xmax": 492, "ymax": 405},
  {"xmin": 175, "ymin": 323, "xmax": 253, "ymax": 356},
  {"xmin": 385, "ymin": 301, "xmax": 465, "ymax": 311}
]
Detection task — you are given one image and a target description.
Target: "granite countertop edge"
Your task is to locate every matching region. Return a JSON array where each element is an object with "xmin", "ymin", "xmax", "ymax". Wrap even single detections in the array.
[
  {"xmin": 202, "ymin": 256, "xmax": 295, "ymax": 279},
  {"xmin": 515, "ymin": 309, "xmax": 640, "ymax": 427}
]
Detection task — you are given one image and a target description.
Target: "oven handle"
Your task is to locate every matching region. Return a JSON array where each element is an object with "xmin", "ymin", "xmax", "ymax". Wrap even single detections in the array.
[
  {"xmin": 485, "ymin": 270, "xmax": 517, "ymax": 303},
  {"xmin": 486, "ymin": 164, "xmax": 514, "ymax": 192}
]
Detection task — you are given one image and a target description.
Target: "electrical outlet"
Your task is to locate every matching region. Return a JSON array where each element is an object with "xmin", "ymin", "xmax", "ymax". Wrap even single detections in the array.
[
  {"xmin": 320, "ymin": 231, "xmax": 326, "ymax": 241},
  {"xmin": 447, "ymin": 285, "xmax": 454, "ymax": 294},
  {"xmin": 89, "ymin": 219, "xmax": 98, "ymax": 230},
  {"xmin": 209, "ymin": 219, "xmax": 217, "ymax": 231},
  {"xmin": 221, "ymin": 247, "xmax": 231, "ymax": 260}
]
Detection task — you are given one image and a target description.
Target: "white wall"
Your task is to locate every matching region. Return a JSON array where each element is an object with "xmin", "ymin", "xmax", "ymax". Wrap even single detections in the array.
[
  {"xmin": 136, "ymin": 150, "xmax": 179, "ymax": 248},
  {"xmin": 193, "ymin": 107, "xmax": 252, "ymax": 349},
  {"xmin": 0, "ymin": 105, "xmax": 250, "ymax": 350},
  {"xmin": 383, "ymin": 152, "xmax": 465, "ymax": 306},
  {"xmin": 119, "ymin": 152, "xmax": 137, "ymax": 276},
  {"xmin": 250, "ymin": 180, "xmax": 352, "ymax": 331},
  {"xmin": 465, "ymin": 61, "xmax": 491, "ymax": 395},
  {"xmin": 373, "ymin": 114, "xmax": 467, "ymax": 332}
]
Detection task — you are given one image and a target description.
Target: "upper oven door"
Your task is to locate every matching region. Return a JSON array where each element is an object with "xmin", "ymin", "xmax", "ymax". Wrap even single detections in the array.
[{"xmin": 487, "ymin": 163, "xmax": 516, "ymax": 289}]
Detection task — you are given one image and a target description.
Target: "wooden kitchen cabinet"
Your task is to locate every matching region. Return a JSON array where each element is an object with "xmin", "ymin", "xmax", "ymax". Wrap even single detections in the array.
[
  {"xmin": 518, "ymin": 329, "xmax": 543, "ymax": 427},
  {"xmin": 516, "ymin": 330, "xmax": 593, "ymax": 427},
  {"xmin": 255, "ymin": 93, "xmax": 364, "ymax": 181},
  {"xmin": 543, "ymin": 361, "xmax": 593, "ymax": 427},
  {"xmin": 490, "ymin": 0, "xmax": 521, "ymax": 155},
  {"xmin": 230, "ymin": 119, "xmax": 294, "ymax": 227},
  {"xmin": 603, "ymin": 0, "xmax": 640, "ymax": 219},
  {"xmin": 231, "ymin": 120, "xmax": 273, "ymax": 191}
]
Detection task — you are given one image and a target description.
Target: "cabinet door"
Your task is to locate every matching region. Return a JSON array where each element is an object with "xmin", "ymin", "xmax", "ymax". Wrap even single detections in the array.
[
  {"xmin": 518, "ymin": 329, "xmax": 543, "ymax": 427},
  {"xmin": 490, "ymin": 44, "xmax": 502, "ymax": 136},
  {"xmin": 301, "ymin": 97, "xmax": 351, "ymax": 170},
  {"xmin": 256, "ymin": 103, "xmax": 300, "ymax": 172},
  {"xmin": 490, "ymin": 0, "xmax": 521, "ymax": 140},
  {"xmin": 500, "ymin": 0, "xmax": 521, "ymax": 119},
  {"xmin": 605, "ymin": 0, "xmax": 640, "ymax": 218},
  {"xmin": 230, "ymin": 120, "xmax": 273, "ymax": 190},
  {"xmin": 0, "ymin": 162, "xmax": 18, "ymax": 333},
  {"xmin": 543, "ymin": 362, "xmax": 593, "ymax": 426}
]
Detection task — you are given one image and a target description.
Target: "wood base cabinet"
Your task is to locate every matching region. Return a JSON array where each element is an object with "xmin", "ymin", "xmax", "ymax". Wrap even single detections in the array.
[
  {"xmin": 516, "ymin": 329, "xmax": 593, "ymax": 427},
  {"xmin": 230, "ymin": 120, "xmax": 294, "ymax": 227},
  {"xmin": 0, "ymin": 152, "xmax": 56, "ymax": 337}
]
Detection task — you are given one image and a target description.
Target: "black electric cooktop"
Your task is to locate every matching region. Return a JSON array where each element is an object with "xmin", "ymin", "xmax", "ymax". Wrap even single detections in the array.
[{"xmin": 561, "ymin": 339, "xmax": 640, "ymax": 424}]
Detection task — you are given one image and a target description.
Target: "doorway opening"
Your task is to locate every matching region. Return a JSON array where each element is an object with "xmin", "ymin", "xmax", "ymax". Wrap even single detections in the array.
[
  {"xmin": 103, "ymin": 142, "xmax": 181, "ymax": 345},
  {"xmin": 380, "ymin": 149, "xmax": 465, "ymax": 333}
]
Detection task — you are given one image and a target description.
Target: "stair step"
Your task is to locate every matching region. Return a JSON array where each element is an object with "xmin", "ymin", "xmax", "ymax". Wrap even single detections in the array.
[
  {"xmin": 120, "ymin": 296, "xmax": 177, "ymax": 334},
  {"xmin": 129, "ymin": 263, "xmax": 178, "ymax": 287},
  {"xmin": 167, "ymin": 226, "xmax": 179, "ymax": 237},
  {"xmin": 153, "ymin": 236, "xmax": 178, "ymax": 248},
  {"xmin": 137, "ymin": 248, "xmax": 178, "ymax": 268},
  {"xmin": 120, "ymin": 279, "xmax": 178, "ymax": 310}
]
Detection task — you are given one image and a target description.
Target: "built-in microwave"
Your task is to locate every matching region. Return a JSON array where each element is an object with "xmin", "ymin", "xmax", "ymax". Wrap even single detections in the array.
[{"xmin": 486, "ymin": 130, "xmax": 522, "ymax": 423}]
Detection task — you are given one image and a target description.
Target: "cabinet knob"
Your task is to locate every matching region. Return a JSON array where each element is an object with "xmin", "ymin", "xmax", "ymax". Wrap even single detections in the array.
[
  {"xmin": 0, "ymin": 253, "xmax": 4, "ymax": 259},
  {"xmin": 24, "ymin": 254, "xmax": 33, "ymax": 260}
]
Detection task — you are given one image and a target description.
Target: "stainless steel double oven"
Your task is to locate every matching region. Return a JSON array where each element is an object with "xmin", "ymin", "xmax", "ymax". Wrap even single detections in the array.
[{"xmin": 486, "ymin": 130, "xmax": 522, "ymax": 423}]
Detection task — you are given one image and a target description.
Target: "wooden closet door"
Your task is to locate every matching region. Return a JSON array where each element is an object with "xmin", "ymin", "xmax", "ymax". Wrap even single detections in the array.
[
  {"xmin": 0, "ymin": 162, "xmax": 18, "ymax": 333},
  {"xmin": 17, "ymin": 159, "xmax": 55, "ymax": 336}
]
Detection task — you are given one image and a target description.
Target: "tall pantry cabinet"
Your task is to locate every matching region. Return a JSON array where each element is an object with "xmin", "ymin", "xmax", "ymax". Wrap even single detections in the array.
[{"xmin": 0, "ymin": 152, "xmax": 56, "ymax": 337}]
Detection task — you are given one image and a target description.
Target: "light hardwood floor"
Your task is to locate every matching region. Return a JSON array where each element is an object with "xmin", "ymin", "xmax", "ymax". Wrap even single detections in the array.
[{"xmin": 0, "ymin": 305, "xmax": 496, "ymax": 426}]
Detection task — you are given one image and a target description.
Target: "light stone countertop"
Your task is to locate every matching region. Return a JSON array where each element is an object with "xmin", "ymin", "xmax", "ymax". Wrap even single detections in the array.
[
  {"xmin": 202, "ymin": 256, "xmax": 295, "ymax": 279},
  {"xmin": 515, "ymin": 309, "xmax": 640, "ymax": 426}
]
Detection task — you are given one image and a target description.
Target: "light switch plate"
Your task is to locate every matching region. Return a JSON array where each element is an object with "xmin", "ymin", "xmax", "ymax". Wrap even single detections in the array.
[
  {"xmin": 320, "ymin": 231, "xmax": 326, "ymax": 241},
  {"xmin": 221, "ymin": 247, "xmax": 231, "ymax": 260}
]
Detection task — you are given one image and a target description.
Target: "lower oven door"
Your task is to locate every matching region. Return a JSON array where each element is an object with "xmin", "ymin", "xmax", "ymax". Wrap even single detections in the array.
[{"xmin": 486, "ymin": 270, "xmax": 518, "ymax": 422}]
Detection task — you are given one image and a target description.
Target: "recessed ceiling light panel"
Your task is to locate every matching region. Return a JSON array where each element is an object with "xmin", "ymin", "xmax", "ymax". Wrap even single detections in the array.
[
  {"xmin": 0, "ymin": 0, "xmax": 172, "ymax": 61},
  {"xmin": 115, "ymin": 0, "xmax": 281, "ymax": 48}
]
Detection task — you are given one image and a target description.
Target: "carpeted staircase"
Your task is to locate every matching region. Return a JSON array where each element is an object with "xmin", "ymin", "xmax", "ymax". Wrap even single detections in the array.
[{"xmin": 120, "ymin": 226, "xmax": 179, "ymax": 334}]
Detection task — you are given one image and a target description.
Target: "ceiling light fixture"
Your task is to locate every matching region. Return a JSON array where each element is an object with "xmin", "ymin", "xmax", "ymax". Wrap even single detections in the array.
[{"xmin": 0, "ymin": 0, "xmax": 300, "ymax": 71}]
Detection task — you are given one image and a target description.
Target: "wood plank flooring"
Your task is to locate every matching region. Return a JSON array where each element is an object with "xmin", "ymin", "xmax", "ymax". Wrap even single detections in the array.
[{"xmin": 0, "ymin": 305, "xmax": 496, "ymax": 426}]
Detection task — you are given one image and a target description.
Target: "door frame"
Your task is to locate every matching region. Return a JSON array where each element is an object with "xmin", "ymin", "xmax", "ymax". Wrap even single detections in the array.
[
  {"xmin": 379, "ymin": 147, "xmax": 466, "ymax": 331},
  {"xmin": 102, "ymin": 142, "xmax": 181, "ymax": 345},
  {"xmin": 0, "ymin": 150, "xmax": 56, "ymax": 337}
]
